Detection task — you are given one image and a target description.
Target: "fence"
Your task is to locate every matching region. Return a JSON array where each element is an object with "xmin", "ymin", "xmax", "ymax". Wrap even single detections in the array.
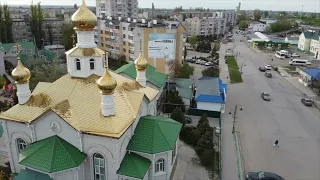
[
  {"xmin": 234, "ymin": 131, "xmax": 245, "ymax": 180},
  {"xmin": 188, "ymin": 108, "xmax": 221, "ymax": 118}
]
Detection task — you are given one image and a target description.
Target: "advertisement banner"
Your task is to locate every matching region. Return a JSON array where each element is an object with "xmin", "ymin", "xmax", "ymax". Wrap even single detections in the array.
[{"xmin": 148, "ymin": 33, "xmax": 175, "ymax": 59}]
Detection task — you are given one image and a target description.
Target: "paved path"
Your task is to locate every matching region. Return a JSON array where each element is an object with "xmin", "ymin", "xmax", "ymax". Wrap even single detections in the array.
[
  {"xmin": 219, "ymin": 42, "xmax": 239, "ymax": 180},
  {"xmin": 230, "ymin": 33, "xmax": 320, "ymax": 180}
]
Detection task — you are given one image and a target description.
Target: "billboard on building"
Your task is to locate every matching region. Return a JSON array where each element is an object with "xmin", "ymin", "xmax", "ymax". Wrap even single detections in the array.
[{"xmin": 148, "ymin": 33, "xmax": 175, "ymax": 59}]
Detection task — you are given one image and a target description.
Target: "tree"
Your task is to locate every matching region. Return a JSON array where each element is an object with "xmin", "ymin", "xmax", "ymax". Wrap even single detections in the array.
[
  {"xmin": 0, "ymin": 5, "xmax": 5, "ymax": 43},
  {"xmin": 3, "ymin": 5, "xmax": 13, "ymax": 43},
  {"xmin": 62, "ymin": 23, "xmax": 76, "ymax": 51},
  {"xmin": 170, "ymin": 107, "xmax": 185, "ymax": 125},
  {"xmin": 188, "ymin": 35, "xmax": 198, "ymax": 49},
  {"xmin": 197, "ymin": 114, "xmax": 208, "ymax": 128},
  {"xmin": 238, "ymin": 20, "xmax": 248, "ymax": 29},
  {"xmin": 189, "ymin": 14, "xmax": 193, "ymax": 18},
  {"xmin": 173, "ymin": 6, "xmax": 183, "ymax": 12},
  {"xmin": 202, "ymin": 66, "xmax": 219, "ymax": 77},
  {"xmin": 44, "ymin": 12, "xmax": 50, "ymax": 18},
  {"xmin": 74, "ymin": 3, "xmax": 78, "ymax": 9},
  {"xmin": 253, "ymin": 9, "xmax": 262, "ymax": 21},
  {"xmin": 46, "ymin": 24, "xmax": 53, "ymax": 45},
  {"xmin": 264, "ymin": 11, "xmax": 269, "ymax": 18},
  {"xmin": 164, "ymin": 90, "xmax": 185, "ymax": 113},
  {"xmin": 30, "ymin": 2, "xmax": 44, "ymax": 49},
  {"xmin": 0, "ymin": 170, "xmax": 9, "ymax": 180},
  {"xmin": 23, "ymin": 57, "xmax": 67, "ymax": 91},
  {"xmin": 182, "ymin": 14, "xmax": 187, "ymax": 21},
  {"xmin": 183, "ymin": 46, "xmax": 187, "ymax": 61},
  {"xmin": 237, "ymin": 11, "xmax": 247, "ymax": 24},
  {"xmin": 179, "ymin": 63, "xmax": 194, "ymax": 78},
  {"xmin": 269, "ymin": 20, "xmax": 293, "ymax": 33}
]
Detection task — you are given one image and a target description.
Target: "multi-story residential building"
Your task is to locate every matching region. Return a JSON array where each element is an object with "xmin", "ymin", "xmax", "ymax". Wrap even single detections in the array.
[
  {"xmin": 185, "ymin": 17, "xmax": 227, "ymax": 36},
  {"xmin": 11, "ymin": 17, "xmax": 64, "ymax": 46},
  {"xmin": 215, "ymin": 10, "xmax": 237, "ymax": 26},
  {"xmin": 96, "ymin": 0, "xmax": 138, "ymax": 18},
  {"xmin": 180, "ymin": 11, "xmax": 213, "ymax": 19},
  {"xmin": 99, "ymin": 17, "xmax": 186, "ymax": 74}
]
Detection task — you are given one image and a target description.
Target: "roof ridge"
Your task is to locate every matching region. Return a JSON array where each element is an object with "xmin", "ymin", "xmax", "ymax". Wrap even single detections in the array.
[
  {"xmin": 121, "ymin": 92, "xmax": 136, "ymax": 119},
  {"xmin": 49, "ymin": 136, "xmax": 58, "ymax": 172},
  {"xmin": 57, "ymin": 136, "xmax": 78, "ymax": 167},
  {"xmin": 154, "ymin": 119, "xmax": 172, "ymax": 151}
]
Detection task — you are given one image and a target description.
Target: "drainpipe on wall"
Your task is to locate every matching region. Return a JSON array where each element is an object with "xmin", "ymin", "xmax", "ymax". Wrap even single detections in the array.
[
  {"xmin": 153, "ymin": 154, "xmax": 156, "ymax": 180},
  {"xmin": 78, "ymin": 132, "xmax": 83, "ymax": 152}
]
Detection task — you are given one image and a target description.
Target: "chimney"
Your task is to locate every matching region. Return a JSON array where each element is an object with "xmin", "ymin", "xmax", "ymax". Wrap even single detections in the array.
[{"xmin": 11, "ymin": 57, "xmax": 31, "ymax": 104}]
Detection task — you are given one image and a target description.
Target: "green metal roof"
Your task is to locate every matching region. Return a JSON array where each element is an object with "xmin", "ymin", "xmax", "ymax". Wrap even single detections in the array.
[
  {"xmin": 19, "ymin": 135, "xmax": 87, "ymax": 173},
  {"xmin": 117, "ymin": 152, "xmax": 151, "ymax": 179},
  {"xmin": 0, "ymin": 42, "xmax": 35, "ymax": 52},
  {"xmin": 127, "ymin": 116, "xmax": 182, "ymax": 154},
  {"xmin": 175, "ymin": 78, "xmax": 193, "ymax": 99},
  {"xmin": 14, "ymin": 169, "xmax": 53, "ymax": 180},
  {"xmin": 115, "ymin": 63, "xmax": 167, "ymax": 88}
]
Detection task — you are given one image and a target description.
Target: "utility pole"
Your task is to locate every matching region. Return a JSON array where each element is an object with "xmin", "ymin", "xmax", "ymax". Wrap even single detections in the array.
[{"xmin": 232, "ymin": 104, "xmax": 237, "ymax": 133}]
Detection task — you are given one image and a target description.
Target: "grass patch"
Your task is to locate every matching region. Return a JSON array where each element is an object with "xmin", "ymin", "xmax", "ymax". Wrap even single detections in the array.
[
  {"xmin": 284, "ymin": 66, "xmax": 296, "ymax": 71},
  {"xmin": 226, "ymin": 56, "xmax": 243, "ymax": 83}
]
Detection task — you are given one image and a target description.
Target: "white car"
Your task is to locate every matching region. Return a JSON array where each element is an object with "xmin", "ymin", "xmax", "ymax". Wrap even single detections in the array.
[
  {"xmin": 205, "ymin": 62, "xmax": 213, "ymax": 66},
  {"xmin": 195, "ymin": 60, "xmax": 201, "ymax": 64},
  {"xmin": 291, "ymin": 53, "xmax": 300, "ymax": 57},
  {"xmin": 264, "ymin": 64, "xmax": 272, "ymax": 70}
]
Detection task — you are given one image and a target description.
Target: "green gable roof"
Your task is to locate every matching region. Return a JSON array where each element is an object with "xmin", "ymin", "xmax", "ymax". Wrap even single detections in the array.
[
  {"xmin": 117, "ymin": 152, "xmax": 151, "ymax": 179},
  {"xmin": 14, "ymin": 169, "xmax": 53, "ymax": 180},
  {"xmin": 0, "ymin": 42, "xmax": 35, "ymax": 52},
  {"xmin": 19, "ymin": 135, "xmax": 87, "ymax": 173},
  {"xmin": 115, "ymin": 63, "xmax": 167, "ymax": 88},
  {"xmin": 175, "ymin": 78, "xmax": 193, "ymax": 99},
  {"xmin": 127, "ymin": 116, "xmax": 182, "ymax": 154}
]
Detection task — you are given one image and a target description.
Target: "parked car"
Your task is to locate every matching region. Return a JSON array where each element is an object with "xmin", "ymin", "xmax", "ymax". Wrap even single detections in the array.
[
  {"xmin": 259, "ymin": 67, "xmax": 266, "ymax": 72},
  {"xmin": 190, "ymin": 59, "xmax": 196, "ymax": 63},
  {"xmin": 291, "ymin": 53, "xmax": 300, "ymax": 57},
  {"xmin": 246, "ymin": 171, "xmax": 284, "ymax": 180},
  {"xmin": 301, "ymin": 98, "xmax": 313, "ymax": 106},
  {"xmin": 265, "ymin": 72, "xmax": 272, "ymax": 78},
  {"xmin": 264, "ymin": 64, "xmax": 272, "ymax": 70},
  {"xmin": 205, "ymin": 62, "xmax": 213, "ymax": 66},
  {"xmin": 261, "ymin": 92, "xmax": 271, "ymax": 101},
  {"xmin": 195, "ymin": 60, "xmax": 201, "ymax": 64},
  {"xmin": 184, "ymin": 116, "xmax": 192, "ymax": 124}
]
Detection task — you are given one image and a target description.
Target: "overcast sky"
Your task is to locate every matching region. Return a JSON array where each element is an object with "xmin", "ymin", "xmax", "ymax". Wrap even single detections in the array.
[{"xmin": 3, "ymin": 0, "xmax": 319, "ymax": 12}]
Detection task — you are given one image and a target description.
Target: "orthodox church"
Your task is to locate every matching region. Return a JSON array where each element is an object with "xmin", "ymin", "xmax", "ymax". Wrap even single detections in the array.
[{"xmin": 0, "ymin": 0, "xmax": 182, "ymax": 179}]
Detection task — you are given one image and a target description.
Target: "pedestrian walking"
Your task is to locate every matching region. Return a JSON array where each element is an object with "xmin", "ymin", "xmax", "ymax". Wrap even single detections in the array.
[{"xmin": 273, "ymin": 139, "xmax": 279, "ymax": 149}]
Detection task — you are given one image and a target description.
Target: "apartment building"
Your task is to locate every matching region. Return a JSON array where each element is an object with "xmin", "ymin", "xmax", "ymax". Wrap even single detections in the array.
[
  {"xmin": 213, "ymin": 10, "xmax": 237, "ymax": 26},
  {"xmin": 99, "ymin": 17, "xmax": 186, "ymax": 74},
  {"xmin": 185, "ymin": 17, "xmax": 227, "ymax": 36},
  {"xmin": 11, "ymin": 17, "xmax": 64, "ymax": 45},
  {"xmin": 96, "ymin": 0, "xmax": 138, "ymax": 18}
]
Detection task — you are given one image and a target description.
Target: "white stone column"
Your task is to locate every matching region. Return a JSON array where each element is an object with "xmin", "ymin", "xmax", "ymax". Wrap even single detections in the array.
[
  {"xmin": 16, "ymin": 83, "xmax": 31, "ymax": 104},
  {"xmin": 101, "ymin": 94, "xmax": 115, "ymax": 116},
  {"xmin": 136, "ymin": 70, "xmax": 146, "ymax": 87}
]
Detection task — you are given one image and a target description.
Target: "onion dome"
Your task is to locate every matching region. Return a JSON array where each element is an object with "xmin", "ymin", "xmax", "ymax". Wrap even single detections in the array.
[
  {"xmin": 96, "ymin": 67, "xmax": 117, "ymax": 95},
  {"xmin": 11, "ymin": 59, "xmax": 31, "ymax": 84},
  {"xmin": 134, "ymin": 51, "xmax": 148, "ymax": 71},
  {"xmin": 71, "ymin": 0, "xmax": 97, "ymax": 31}
]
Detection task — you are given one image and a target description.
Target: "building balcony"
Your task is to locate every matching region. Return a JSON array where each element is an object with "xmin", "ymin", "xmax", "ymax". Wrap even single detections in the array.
[
  {"xmin": 128, "ymin": 31, "xmax": 134, "ymax": 36},
  {"xmin": 111, "ymin": 36, "xmax": 116, "ymax": 39},
  {"xmin": 129, "ymin": 46, "xmax": 135, "ymax": 51},
  {"xmin": 129, "ymin": 53, "xmax": 134, "ymax": 58},
  {"xmin": 128, "ymin": 39, "xmax": 134, "ymax": 44},
  {"xmin": 117, "ymin": 11, "xmax": 122, "ymax": 14},
  {"xmin": 116, "ymin": 1, "xmax": 122, "ymax": 4}
]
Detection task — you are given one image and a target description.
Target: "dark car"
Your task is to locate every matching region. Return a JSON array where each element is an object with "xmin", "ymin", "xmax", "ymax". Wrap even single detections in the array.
[
  {"xmin": 247, "ymin": 171, "xmax": 284, "ymax": 180},
  {"xmin": 301, "ymin": 98, "xmax": 313, "ymax": 106},
  {"xmin": 259, "ymin": 67, "xmax": 266, "ymax": 72},
  {"xmin": 184, "ymin": 116, "xmax": 192, "ymax": 124},
  {"xmin": 261, "ymin": 92, "xmax": 271, "ymax": 101},
  {"xmin": 190, "ymin": 59, "xmax": 196, "ymax": 63},
  {"xmin": 265, "ymin": 72, "xmax": 272, "ymax": 78}
]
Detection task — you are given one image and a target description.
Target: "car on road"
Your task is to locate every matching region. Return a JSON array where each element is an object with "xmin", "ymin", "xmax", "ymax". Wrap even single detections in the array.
[
  {"xmin": 259, "ymin": 67, "xmax": 266, "ymax": 72},
  {"xmin": 291, "ymin": 53, "xmax": 300, "ymax": 57},
  {"xmin": 261, "ymin": 92, "xmax": 271, "ymax": 101},
  {"xmin": 265, "ymin": 72, "xmax": 272, "ymax": 78},
  {"xmin": 184, "ymin": 116, "xmax": 192, "ymax": 124},
  {"xmin": 195, "ymin": 60, "xmax": 201, "ymax": 64},
  {"xmin": 246, "ymin": 171, "xmax": 284, "ymax": 180},
  {"xmin": 301, "ymin": 98, "xmax": 313, "ymax": 106},
  {"xmin": 190, "ymin": 59, "xmax": 196, "ymax": 63},
  {"xmin": 264, "ymin": 64, "xmax": 272, "ymax": 70}
]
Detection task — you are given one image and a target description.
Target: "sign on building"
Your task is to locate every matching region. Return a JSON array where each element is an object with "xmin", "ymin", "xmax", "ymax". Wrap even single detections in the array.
[{"xmin": 148, "ymin": 33, "xmax": 175, "ymax": 59}]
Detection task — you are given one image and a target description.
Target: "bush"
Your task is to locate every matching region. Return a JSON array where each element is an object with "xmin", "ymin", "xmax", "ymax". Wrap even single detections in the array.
[
  {"xmin": 202, "ymin": 67, "xmax": 220, "ymax": 77},
  {"xmin": 199, "ymin": 149, "xmax": 214, "ymax": 167},
  {"xmin": 226, "ymin": 56, "xmax": 243, "ymax": 83},
  {"xmin": 197, "ymin": 114, "xmax": 208, "ymax": 128},
  {"xmin": 0, "ymin": 76, "xmax": 4, "ymax": 87},
  {"xmin": 164, "ymin": 90, "xmax": 185, "ymax": 113},
  {"xmin": 272, "ymin": 66, "xmax": 278, "ymax": 71},
  {"xmin": 180, "ymin": 125, "xmax": 197, "ymax": 145},
  {"xmin": 170, "ymin": 107, "xmax": 185, "ymax": 125}
]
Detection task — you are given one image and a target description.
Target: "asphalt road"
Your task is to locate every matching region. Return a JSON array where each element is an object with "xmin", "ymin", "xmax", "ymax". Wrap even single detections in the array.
[{"xmin": 225, "ymin": 33, "xmax": 320, "ymax": 180}]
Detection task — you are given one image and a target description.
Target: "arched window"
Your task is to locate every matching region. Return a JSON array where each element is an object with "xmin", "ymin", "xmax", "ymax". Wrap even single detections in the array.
[
  {"xmin": 155, "ymin": 158, "xmax": 165, "ymax": 173},
  {"xmin": 90, "ymin": 59, "xmax": 95, "ymax": 70},
  {"xmin": 16, "ymin": 138, "xmax": 27, "ymax": 152},
  {"xmin": 75, "ymin": 59, "xmax": 81, "ymax": 70},
  {"xmin": 93, "ymin": 153, "xmax": 105, "ymax": 180}
]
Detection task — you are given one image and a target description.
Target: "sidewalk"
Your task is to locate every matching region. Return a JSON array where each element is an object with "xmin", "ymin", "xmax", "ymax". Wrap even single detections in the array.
[{"xmin": 219, "ymin": 43, "xmax": 238, "ymax": 180}]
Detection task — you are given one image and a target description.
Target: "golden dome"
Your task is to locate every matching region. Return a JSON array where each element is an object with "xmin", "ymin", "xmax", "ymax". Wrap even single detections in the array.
[
  {"xmin": 11, "ymin": 59, "xmax": 31, "ymax": 84},
  {"xmin": 134, "ymin": 51, "xmax": 148, "ymax": 71},
  {"xmin": 96, "ymin": 67, "xmax": 117, "ymax": 95},
  {"xmin": 71, "ymin": 0, "xmax": 97, "ymax": 31}
]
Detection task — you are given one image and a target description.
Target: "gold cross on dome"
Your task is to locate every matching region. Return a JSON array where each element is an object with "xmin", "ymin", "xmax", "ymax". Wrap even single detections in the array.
[
  {"xmin": 15, "ymin": 43, "xmax": 21, "ymax": 57},
  {"xmin": 71, "ymin": 34, "xmax": 76, "ymax": 47}
]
